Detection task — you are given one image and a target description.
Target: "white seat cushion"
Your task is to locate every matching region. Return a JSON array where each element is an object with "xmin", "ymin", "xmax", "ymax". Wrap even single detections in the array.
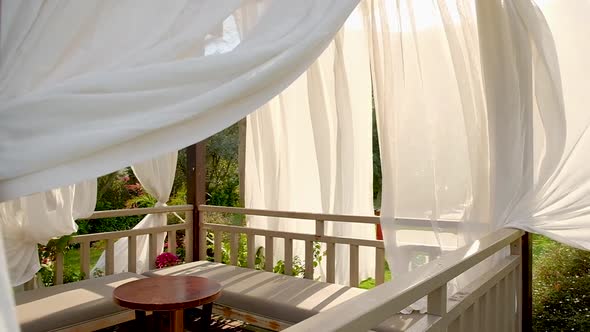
[{"xmin": 15, "ymin": 272, "xmax": 145, "ymax": 332}]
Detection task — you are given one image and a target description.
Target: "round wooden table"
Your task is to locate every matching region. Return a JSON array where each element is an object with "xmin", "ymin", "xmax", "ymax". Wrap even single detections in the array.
[{"xmin": 113, "ymin": 276, "xmax": 222, "ymax": 332}]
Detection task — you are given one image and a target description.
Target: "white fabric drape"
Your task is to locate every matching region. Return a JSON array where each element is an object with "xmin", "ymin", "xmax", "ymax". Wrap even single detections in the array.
[
  {"xmin": 0, "ymin": 180, "xmax": 97, "ymax": 286},
  {"xmin": 0, "ymin": 0, "xmax": 361, "ymax": 203},
  {"xmin": 369, "ymin": 0, "xmax": 590, "ymax": 311},
  {"xmin": 92, "ymin": 152, "xmax": 177, "ymax": 275},
  {"xmin": 0, "ymin": 235, "xmax": 19, "ymax": 332},
  {"xmin": 246, "ymin": 6, "xmax": 375, "ymax": 285}
]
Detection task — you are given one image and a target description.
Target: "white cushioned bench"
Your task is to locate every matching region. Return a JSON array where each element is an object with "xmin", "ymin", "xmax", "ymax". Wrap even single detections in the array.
[
  {"xmin": 15, "ymin": 272, "xmax": 146, "ymax": 332},
  {"xmin": 144, "ymin": 261, "xmax": 423, "ymax": 331}
]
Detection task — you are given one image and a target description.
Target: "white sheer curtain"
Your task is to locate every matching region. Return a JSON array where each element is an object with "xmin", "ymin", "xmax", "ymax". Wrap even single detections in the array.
[
  {"xmin": 0, "ymin": 0, "xmax": 361, "ymax": 203},
  {"xmin": 0, "ymin": 235, "xmax": 19, "ymax": 332},
  {"xmin": 369, "ymin": 0, "xmax": 590, "ymax": 311},
  {"xmin": 245, "ymin": 6, "xmax": 375, "ymax": 285},
  {"xmin": 0, "ymin": 180, "xmax": 97, "ymax": 286},
  {"xmin": 93, "ymin": 152, "xmax": 178, "ymax": 275}
]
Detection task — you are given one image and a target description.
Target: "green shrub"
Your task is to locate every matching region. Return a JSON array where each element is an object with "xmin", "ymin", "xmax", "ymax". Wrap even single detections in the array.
[{"xmin": 533, "ymin": 236, "xmax": 590, "ymax": 331}]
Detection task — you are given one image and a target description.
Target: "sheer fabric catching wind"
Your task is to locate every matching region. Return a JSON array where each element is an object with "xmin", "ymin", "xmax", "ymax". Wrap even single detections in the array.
[
  {"xmin": 92, "ymin": 152, "xmax": 178, "ymax": 275},
  {"xmin": 0, "ymin": 0, "xmax": 361, "ymax": 203},
  {"xmin": 246, "ymin": 6, "xmax": 376, "ymax": 285},
  {"xmin": 0, "ymin": 180, "xmax": 96, "ymax": 286}
]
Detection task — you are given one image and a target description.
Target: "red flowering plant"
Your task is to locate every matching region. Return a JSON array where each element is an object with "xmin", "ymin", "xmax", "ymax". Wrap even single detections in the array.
[{"xmin": 155, "ymin": 252, "xmax": 180, "ymax": 269}]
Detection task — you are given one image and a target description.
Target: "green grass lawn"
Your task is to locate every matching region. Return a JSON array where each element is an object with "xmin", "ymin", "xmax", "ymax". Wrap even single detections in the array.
[{"xmin": 63, "ymin": 241, "xmax": 105, "ymax": 276}]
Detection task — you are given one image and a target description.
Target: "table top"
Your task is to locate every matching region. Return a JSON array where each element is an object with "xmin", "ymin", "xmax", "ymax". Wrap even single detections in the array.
[{"xmin": 113, "ymin": 276, "xmax": 222, "ymax": 311}]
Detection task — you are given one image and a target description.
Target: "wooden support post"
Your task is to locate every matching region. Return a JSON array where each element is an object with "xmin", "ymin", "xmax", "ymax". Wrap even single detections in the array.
[
  {"xmin": 238, "ymin": 118, "xmax": 247, "ymax": 208},
  {"xmin": 522, "ymin": 232, "xmax": 533, "ymax": 332},
  {"xmin": 187, "ymin": 142, "xmax": 207, "ymax": 262}
]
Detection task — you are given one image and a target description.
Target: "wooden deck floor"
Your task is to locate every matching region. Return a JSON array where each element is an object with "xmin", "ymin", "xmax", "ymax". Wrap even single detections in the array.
[{"xmin": 98, "ymin": 312, "xmax": 270, "ymax": 332}]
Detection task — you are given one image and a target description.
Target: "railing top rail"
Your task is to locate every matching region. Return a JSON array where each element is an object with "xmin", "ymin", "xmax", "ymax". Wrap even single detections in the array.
[
  {"xmin": 283, "ymin": 228, "xmax": 525, "ymax": 332},
  {"xmin": 199, "ymin": 205, "xmax": 460, "ymax": 231},
  {"xmin": 88, "ymin": 204, "xmax": 193, "ymax": 219},
  {"xmin": 69, "ymin": 223, "xmax": 188, "ymax": 242}
]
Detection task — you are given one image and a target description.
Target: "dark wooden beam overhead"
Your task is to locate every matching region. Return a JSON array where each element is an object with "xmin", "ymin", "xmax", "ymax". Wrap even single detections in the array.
[{"xmin": 187, "ymin": 141, "xmax": 207, "ymax": 261}]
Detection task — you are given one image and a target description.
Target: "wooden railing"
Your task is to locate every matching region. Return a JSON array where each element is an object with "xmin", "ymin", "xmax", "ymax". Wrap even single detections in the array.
[
  {"xmin": 198, "ymin": 205, "xmax": 460, "ymax": 287},
  {"xmin": 283, "ymin": 228, "xmax": 525, "ymax": 332},
  {"xmin": 52, "ymin": 204, "xmax": 194, "ymax": 285}
]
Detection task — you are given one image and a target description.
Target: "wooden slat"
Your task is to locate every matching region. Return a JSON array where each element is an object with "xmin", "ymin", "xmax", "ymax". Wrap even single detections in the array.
[
  {"xmin": 349, "ymin": 244, "xmax": 359, "ymax": 287},
  {"xmin": 315, "ymin": 220, "xmax": 325, "ymax": 236},
  {"xmin": 55, "ymin": 252, "xmax": 64, "ymax": 285},
  {"xmin": 204, "ymin": 223, "xmax": 384, "ymax": 248},
  {"xmin": 326, "ymin": 242, "xmax": 336, "ymax": 284},
  {"xmin": 284, "ymin": 237, "xmax": 293, "ymax": 276},
  {"xmin": 148, "ymin": 233, "xmax": 157, "ymax": 270},
  {"xmin": 463, "ymin": 303, "xmax": 475, "ymax": 332},
  {"xmin": 128, "ymin": 236, "xmax": 137, "ymax": 273},
  {"xmin": 304, "ymin": 240, "xmax": 314, "ymax": 280},
  {"xmin": 198, "ymin": 205, "xmax": 461, "ymax": 231},
  {"xmin": 230, "ymin": 232, "xmax": 239, "ymax": 266},
  {"xmin": 510, "ymin": 269, "xmax": 517, "ymax": 332},
  {"xmin": 375, "ymin": 247, "xmax": 385, "ymax": 285},
  {"xmin": 282, "ymin": 229, "xmax": 523, "ymax": 332},
  {"xmin": 448, "ymin": 316, "xmax": 461, "ymax": 332},
  {"xmin": 214, "ymin": 230, "xmax": 222, "ymax": 263},
  {"xmin": 88, "ymin": 205, "xmax": 193, "ymax": 219},
  {"xmin": 427, "ymin": 284, "xmax": 447, "ymax": 316},
  {"xmin": 71, "ymin": 223, "xmax": 187, "ymax": 243},
  {"xmin": 105, "ymin": 238, "xmax": 115, "ymax": 275},
  {"xmin": 511, "ymin": 235, "xmax": 523, "ymax": 332},
  {"xmin": 80, "ymin": 241, "xmax": 90, "ymax": 280},
  {"xmin": 168, "ymin": 231, "xmax": 176, "ymax": 254},
  {"xmin": 488, "ymin": 286, "xmax": 497, "ymax": 332},
  {"xmin": 247, "ymin": 233, "xmax": 255, "ymax": 269},
  {"xmin": 265, "ymin": 236, "xmax": 274, "ymax": 272}
]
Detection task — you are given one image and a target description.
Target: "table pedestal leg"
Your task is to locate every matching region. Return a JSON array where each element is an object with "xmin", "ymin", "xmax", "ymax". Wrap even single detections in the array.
[
  {"xmin": 201, "ymin": 303, "xmax": 213, "ymax": 330},
  {"xmin": 170, "ymin": 310, "xmax": 184, "ymax": 332},
  {"xmin": 135, "ymin": 310, "xmax": 147, "ymax": 330}
]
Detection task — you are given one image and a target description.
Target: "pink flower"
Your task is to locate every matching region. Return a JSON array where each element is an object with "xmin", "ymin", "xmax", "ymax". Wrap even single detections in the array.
[{"xmin": 155, "ymin": 252, "xmax": 180, "ymax": 269}]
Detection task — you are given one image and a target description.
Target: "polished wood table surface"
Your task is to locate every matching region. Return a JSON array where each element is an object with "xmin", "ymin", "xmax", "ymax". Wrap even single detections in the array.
[{"xmin": 113, "ymin": 276, "xmax": 222, "ymax": 332}]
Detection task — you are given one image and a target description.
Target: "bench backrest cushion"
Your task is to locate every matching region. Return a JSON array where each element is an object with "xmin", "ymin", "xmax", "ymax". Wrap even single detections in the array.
[
  {"xmin": 15, "ymin": 272, "xmax": 145, "ymax": 332},
  {"xmin": 144, "ymin": 261, "xmax": 365, "ymax": 323}
]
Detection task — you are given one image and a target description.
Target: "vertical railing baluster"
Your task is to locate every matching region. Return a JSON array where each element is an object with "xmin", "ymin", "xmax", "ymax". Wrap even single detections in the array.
[
  {"xmin": 511, "ymin": 236, "xmax": 523, "ymax": 332},
  {"xmin": 214, "ymin": 230, "xmax": 222, "ymax": 263},
  {"xmin": 128, "ymin": 235, "xmax": 137, "ymax": 273},
  {"xmin": 284, "ymin": 237, "xmax": 293, "ymax": 276},
  {"xmin": 149, "ymin": 233, "xmax": 157, "ymax": 270},
  {"xmin": 326, "ymin": 242, "xmax": 336, "ymax": 283},
  {"xmin": 55, "ymin": 252, "xmax": 64, "ymax": 285},
  {"xmin": 304, "ymin": 240, "xmax": 314, "ymax": 280},
  {"xmin": 265, "ymin": 236, "xmax": 274, "ymax": 272},
  {"xmin": 230, "ymin": 232, "xmax": 239, "ymax": 266},
  {"xmin": 80, "ymin": 241, "xmax": 90, "ymax": 279},
  {"xmin": 427, "ymin": 284, "xmax": 447, "ymax": 316},
  {"xmin": 105, "ymin": 238, "xmax": 115, "ymax": 275},
  {"xmin": 375, "ymin": 247, "xmax": 385, "ymax": 285},
  {"xmin": 167, "ymin": 231, "xmax": 176, "ymax": 255},
  {"xmin": 247, "ymin": 233, "xmax": 255, "ymax": 268},
  {"xmin": 349, "ymin": 244, "xmax": 359, "ymax": 287}
]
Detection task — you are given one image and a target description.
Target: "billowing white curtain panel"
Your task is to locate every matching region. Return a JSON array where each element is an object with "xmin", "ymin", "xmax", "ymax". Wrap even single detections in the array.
[
  {"xmin": 0, "ymin": 235, "xmax": 19, "ymax": 332},
  {"xmin": 369, "ymin": 0, "xmax": 590, "ymax": 311},
  {"xmin": 0, "ymin": 180, "xmax": 97, "ymax": 286},
  {"xmin": 246, "ymin": 6, "xmax": 375, "ymax": 285},
  {"xmin": 0, "ymin": 0, "xmax": 361, "ymax": 203},
  {"xmin": 93, "ymin": 152, "xmax": 177, "ymax": 275}
]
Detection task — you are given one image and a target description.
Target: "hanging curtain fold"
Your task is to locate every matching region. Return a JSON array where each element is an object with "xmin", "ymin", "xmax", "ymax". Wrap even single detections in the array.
[
  {"xmin": 93, "ymin": 152, "xmax": 178, "ymax": 275},
  {"xmin": 0, "ymin": 180, "xmax": 97, "ymax": 286},
  {"xmin": 245, "ymin": 5, "xmax": 376, "ymax": 285},
  {"xmin": 370, "ymin": 0, "xmax": 590, "ymax": 311},
  {"xmin": 0, "ymin": 0, "xmax": 362, "ymax": 203}
]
